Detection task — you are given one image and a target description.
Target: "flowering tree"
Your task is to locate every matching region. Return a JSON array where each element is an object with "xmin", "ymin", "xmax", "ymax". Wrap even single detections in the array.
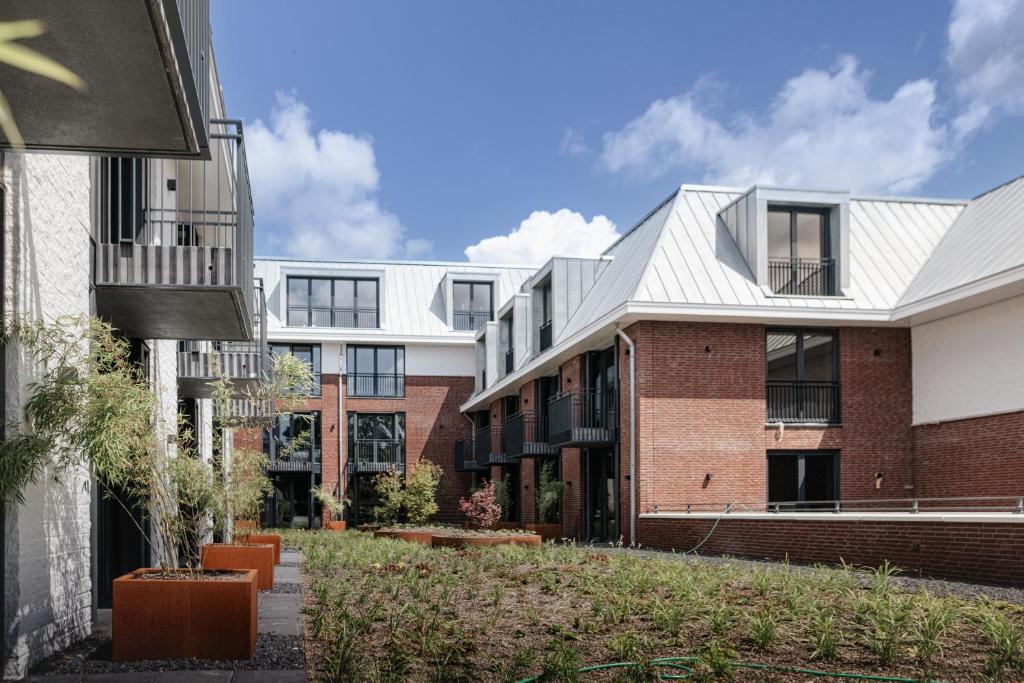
[{"xmin": 459, "ymin": 479, "xmax": 501, "ymax": 529}]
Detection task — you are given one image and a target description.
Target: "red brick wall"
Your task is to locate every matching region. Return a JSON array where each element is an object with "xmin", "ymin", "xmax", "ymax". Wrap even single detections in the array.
[
  {"xmin": 913, "ymin": 410, "xmax": 1024, "ymax": 500},
  {"xmin": 343, "ymin": 374, "xmax": 475, "ymax": 524},
  {"xmin": 561, "ymin": 447, "xmax": 584, "ymax": 540},
  {"xmin": 638, "ymin": 516, "xmax": 1024, "ymax": 586}
]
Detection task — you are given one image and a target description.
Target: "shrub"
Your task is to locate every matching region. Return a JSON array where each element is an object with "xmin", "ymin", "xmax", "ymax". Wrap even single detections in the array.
[
  {"xmin": 459, "ymin": 479, "xmax": 501, "ymax": 529},
  {"xmin": 312, "ymin": 482, "xmax": 348, "ymax": 521},
  {"xmin": 373, "ymin": 470, "xmax": 405, "ymax": 525},
  {"xmin": 404, "ymin": 461, "xmax": 442, "ymax": 525},
  {"xmin": 536, "ymin": 459, "xmax": 563, "ymax": 524}
]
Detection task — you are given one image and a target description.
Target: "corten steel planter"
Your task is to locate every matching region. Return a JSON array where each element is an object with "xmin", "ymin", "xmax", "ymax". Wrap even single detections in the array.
[
  {"xmin": 374, "ymin": 529, "xmax": 433, "ymax": 545},
  {"xmin": 526, "ymin": 523, "xmax": 561, "ymax": 541},
  {"xmin": 431, "ymin": 533, "xmax": 542, "ymax": 549},
  {"xmin": 357, "ymin": 523, "xmax": 382, "ymax": 532},
  {"xmin": 112, "ymin": 568, "xmax": 257, "ymax": 661},
  {"xmin": 245, "ymin": 533, "xmax": 281, "ymax": 565},
  {"xmin": 201, "ymin": 544, "xmax": 275, "ymax": 590},
  {"xmin": 494, "ymin": 521, "xmax": 521, "ymax": 531},
  {"xmin": 326, "ymin": 520, "xmax": 347, "ymax": 531}
]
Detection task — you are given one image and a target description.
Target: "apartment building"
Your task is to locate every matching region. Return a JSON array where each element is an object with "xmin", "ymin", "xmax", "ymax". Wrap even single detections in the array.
[
  {"xmin": 244, "ymin": 258, "xmax": 534, "ymax": 528},
  {"xmin": 461, "ymin": 181, "xmax": 1024, "ymax": 585},
  {"xmin": 0, "ymin": 1, "xmax": 261, "ymax": 676}
]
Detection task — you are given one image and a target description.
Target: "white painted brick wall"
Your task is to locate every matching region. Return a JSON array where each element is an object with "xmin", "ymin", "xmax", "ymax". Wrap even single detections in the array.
[{"xmin": 2, "ymin": 153, "xmax": 93, "ymax": 679}]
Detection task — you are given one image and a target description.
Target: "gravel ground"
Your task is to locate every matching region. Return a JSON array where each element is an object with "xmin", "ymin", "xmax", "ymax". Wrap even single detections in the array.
[
  {"xmin": 270, "ymin": 581, "xmax": 302, "ymax": 594},
  {"xmin": 279, "ymin": 561, "xmax": 302, "ymax": 568},
  {"xmin": 593, "ymin": 545, "xmax": 1024, "ymax": 603},
  {"xmin": 29, "ymin": 633, "xmax": 305, "ymax": 675}
]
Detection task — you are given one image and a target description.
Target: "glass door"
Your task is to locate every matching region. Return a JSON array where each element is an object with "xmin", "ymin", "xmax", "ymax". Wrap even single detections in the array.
[{"xmin": 585, "ymin": 448, "xmax": 617, "ymax": 542}]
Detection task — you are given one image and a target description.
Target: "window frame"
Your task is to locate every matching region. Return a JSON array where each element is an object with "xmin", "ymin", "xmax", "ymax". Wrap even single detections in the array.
[
  {"xmin": 265, "ymin": 411, "xmax": 322, "ymax": 464},
  {"xmin": 452, "ymin": 280, "xmax": 494, "ymax": 331},
  {"xmin": 286, "ymin": 276, "xmax": 380, "ymax": 328},
  {"xmin": 766, "ymin": 450, "xmax": 840, "ymax": 508},
  {"xmin": 270, "ymin": 342, "xmax": 322, "ymax": 397},
  {"xmin": 767, "ymin": 206, "xmax": 831, "ymax": 262},
  {"xmin": 765, "ymin": 327, "xmax": 841, "ymax": 424},
  {"xmin": 346, "ymin": 345, "xmax": 406, "ymax": 398}
]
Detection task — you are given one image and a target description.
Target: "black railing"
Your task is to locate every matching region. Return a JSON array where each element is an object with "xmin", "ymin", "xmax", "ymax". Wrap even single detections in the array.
[
  {"xmin": 287, "ymin": 306, "xmax": 379, "ymax": 329},
  {"xmin": 768, "ymin": 258, "xmax": 835, "ymax": 297},
  {"xmin": 347, "ymin": 373, "xmax": 405, "ymax": 398},
  {"xmin": 455, "ymin": 438, "xmax": 486, "ymax": 472},
  {"xmin": 474, "ymin": 425, "xmax": 508, "ymax": 465},
  {"xmin": 270, "ymin": 445, "xmax": 321, "ymax": 468},
  {"xmin": 766, "ymin": 380, "xmax": 840, "ymax": 423},
  {"xmin": 539, "ymin": 320, "xmax": 553, "ymax": 352},
  {"xmin": 548, "ymin": 388, "xmax": 617, "ymax": 446},
  {"xmin": 349, "ymin": 439, "xmax": 404, "ymax": 472},
  {"xmin": 505, "ymin": 348, "xmax": 515, "ymax": 375},
  {"xmin": 454, "ymin": 311, "xmax": 490, "ymax": 332},
  {"xmin": 504, "ymin": 411, "xmax": 557, "ymax": 458}
]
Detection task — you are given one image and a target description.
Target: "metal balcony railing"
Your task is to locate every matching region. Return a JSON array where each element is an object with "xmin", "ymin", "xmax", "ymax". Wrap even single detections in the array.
[
  {"xmin": 548, "ymin": 388, "xmax": 617, "ymax": 447},
  {"xmin": 504, "ymin": 348, "xmax": 515, "ymax": 375},
  {"xmin": 504, "ymin": 411, "xmax": 559, "ymax": 458},
  {"xmin": 455, "ymin": 438, "xmax": 487, "ymax": 472},
  {"xmin": 766, "ymin": 381, "xmax": 840, "ymax": 424},
  {"xmin": 349, "ymin": 439, "xmax": 404, "ymax": 473},
  {"xmin": 539, "ymin": 320, "xmax": 553, "ymax": 352},
  {"xmin": 287, "ymin": 306, "xmax": 379, "ymax": 329},
  {"xmin": 454, "ymin": 311, "xmax": 490, "ymax": 332},
  {"xmin": 474, "ymin": 425, "xmax": 510, "ymax": 465},
  {"xmin": 347, "ymin": 373, "xmax": 405, "ymax": 398},
  {"xmin": 768, "ymin": 258, "xmax": 836, "ymax": 297}
]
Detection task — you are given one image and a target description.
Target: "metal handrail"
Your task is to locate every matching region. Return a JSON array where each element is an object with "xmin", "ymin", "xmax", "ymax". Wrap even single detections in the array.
[
  {"xmin": 454, "ymin": 311, "xmax": 490, "ymax": 332},
  {"xmin": 656, "ymin": 496, "xmax": 1024, "ymax": 515},
  {"xmin": 347, "ymin": 373, "xmax": 405, "ymax": 398},
  {"xmin": 768, "ymin": 257, "xmax": 835, "ymax": 297}
]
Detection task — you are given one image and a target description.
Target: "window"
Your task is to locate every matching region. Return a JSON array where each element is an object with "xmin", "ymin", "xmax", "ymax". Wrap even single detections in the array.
[
  {"xmin": 100, "ymin": 157, "xmax": 146, "ymax": 244},
  {"xmin": 766, "ymin": 329, "xmax": 839, "ymax": 423},
  {"xmin": 287, "ymin": 277, "xmax": 379, "ymax": 328},
  {"xmin": 265, "ymin": 412, "xmax": 321, "ymax": 463},
  {"xmin": 270, "ymin": 343, "xmax": 322, "ymax": 396},
  {"xmin": 767, "ymin": 451, "xmax": 838, "ymax": 509},
  {"xmin": 538, "ymin": 280, "xmax": 553, "ymax": 352},
  {"xmin": 767, "ymin": 207, "xmax": 834, "ymax": 296},
  {"xmin": 453, "ymin": 281, "xmax": 492, "ymax": 331},
  {"xmin": 347, "ymin": 412, "xmax": 406, "ymax": 471},
  {"xmin": 346, "ymin": 345, "xmax": 405, "ymax": 397},
  {"xmin": 502, "ymin": 313, "xmax": 514, "ymax": 375}
]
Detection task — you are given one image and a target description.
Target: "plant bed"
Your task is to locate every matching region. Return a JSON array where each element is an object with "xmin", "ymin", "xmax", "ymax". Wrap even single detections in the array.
[
  {"xmin": 200, "ymin": 543, "xmax": 275, "ymax": 590},
  {"xmin": 432, "ymin": 532, "xmax": 541, "ymax": 548},
  {"xmin": 112, "ymin": 568, "xmax": 256, "ymax": 661},
  {"xmin": 326, "ymin": 520, "xmax": 347, "ymax": 531},
  {"xmin": 357, "ymin": 523, "xmax": 382, "ymax": 532},
  {"xmin": 525, "ymin": 523, "xmax": 561, "ymax": 541},
  {"xmin": 244, "ymin": 533, "xmax": 281, "ymax": 565},
  {"xmin": 493, "ymin": 521, "xmax": 521, "ymax": 531},
  {"xmin": 373, "ymin": 528, "xmax": 434, "ymax": 545}
]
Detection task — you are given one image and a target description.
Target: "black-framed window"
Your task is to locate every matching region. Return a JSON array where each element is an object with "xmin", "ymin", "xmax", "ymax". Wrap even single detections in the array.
[
  {"xmin": 270, "ymin": 343, "xmax": 322, "ymax": 396},
  {"xmin": 534, "ymin": 456, "xmax": 562, "ymax": 523},
  {"xmin": 767, "ymin": 450, "xmax": 838, "ymax": 509},
  {"xmin": 347, "ymin": 412, "xmax": 406, "ymax": 469},
  {"xmin": 287, "ymin": 276, "xmax": 379, "ymax": 328},
  {"xmin": 538, "ymin": 280, "xmax": 553, "ymax": 352},
  {"xmin": 265, "ymin": 412, "xmax": 321, "ymax": 463},
  {"xmin": 453, "ymin": 281, "xmax": 493, "ymax": 331},
  {"xmin": 766, "ymin": 329, "xmax": 839, "ymax": 424},
  {"xmin": 501, "ymin": 312, "xmax": 514, "ymax": 375},
  {"xmin": 767, "ymin": 207, "xmax": 835, "ymax": 296},
  {"xmin": 346, "ymin": 345, "xmax": 405, "ymax": 397}
]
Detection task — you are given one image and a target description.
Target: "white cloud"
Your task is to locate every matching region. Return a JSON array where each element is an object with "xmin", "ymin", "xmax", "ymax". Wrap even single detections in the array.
[
  {"xmin": 948, "ymin": 0, "xmax": 1024, "ymax": 125},
  {"xmin": 600, "ymin": 56, "xmax": 952, "ymax": 194},
  {"xmin": 464, "ymin": 209, "xmax": 619, "ymax": 265},
  {"xmin": 247, "ymin": 92, "xmax": 430, "ymax": 259},
  {"xmin": 559, "ymin": 127, "xmax": 588, "ymax": 156}
]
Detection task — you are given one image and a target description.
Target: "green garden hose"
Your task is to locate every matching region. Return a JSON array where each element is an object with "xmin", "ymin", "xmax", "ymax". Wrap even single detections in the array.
[{"xmin": 515, "ymin": 656, "xmax": 933, "ymax": 682}]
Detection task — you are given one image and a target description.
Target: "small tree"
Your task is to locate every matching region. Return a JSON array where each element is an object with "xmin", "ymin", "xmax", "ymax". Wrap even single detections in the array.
[
  {"xmin": 312, "ymin": 482, "xmax": 347, "ymax": 521},
  {"xmin": 536, "ymin": 460, "xmax": 563, "ymax": 524},
  {"xmin": 373, "ymin": 470, "xmax": 404, "ymax": 525},
  {"xmin": 222, "ymin": 447, "xmax": 273, "ymax": 536},
  {"xmin": 404, "ymin": 461, "xmax": 442, "ymax": 525},
  {"xmin": 460, "ymin": 479, "xmax": 501, "ymax": 529}
]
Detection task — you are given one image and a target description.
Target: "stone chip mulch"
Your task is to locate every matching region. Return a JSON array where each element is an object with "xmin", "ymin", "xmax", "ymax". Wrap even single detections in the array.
[{"xmin": 270, "ymin": 581, "xmax": 302, "ymax": 594}]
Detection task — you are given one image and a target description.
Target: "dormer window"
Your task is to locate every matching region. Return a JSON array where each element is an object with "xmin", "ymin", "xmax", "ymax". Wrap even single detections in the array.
[
  {"xmin": 453, "ymin": 281, "xmax": 492, "ymax": 331},
  {"xmin": 767, "ymin": 207, "xmax": 835, "ymax": 296},
  {"xmin": 538, "ymin": 280, "xmax": 553, "ymax": 352}
]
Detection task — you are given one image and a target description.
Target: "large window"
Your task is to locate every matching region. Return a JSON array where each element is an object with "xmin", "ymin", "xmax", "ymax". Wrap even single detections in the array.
[
  {"xmin": 767, "ymin": 207, "xmax": 834, "ymax": 296},
  {"xmin": 270, "ymin": 343, "xmax": 322, "ymax": 396},
  {"xmin": 346, "ymin": 345, "xmax": 405, "ymax": 397},
  {"xmin": 287, "ymin": 277, "xmax": 379, "ymax": 328},
  {"xmin": 768, "ymin": 451, "xmax": 838, "ymax": 509},
  {"xmin": 766, "ymin": 329, "xmax": 839, "ymax": 423},
  {"xmin": 347, "ymin": 412, "xmax": 406, "ymax": 471},
  {"xmin": 265, "ymin": 412, "xmax": 321, "ymax": 464},
  {"xmin": 453, "ymin": 281, "xmax": 492, "ymax": 331}
]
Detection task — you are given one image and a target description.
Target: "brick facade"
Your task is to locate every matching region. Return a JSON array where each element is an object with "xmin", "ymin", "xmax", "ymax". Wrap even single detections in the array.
[{"xmin": 638, "ymin": 516, "xmax": 1024, "ymax": 586}]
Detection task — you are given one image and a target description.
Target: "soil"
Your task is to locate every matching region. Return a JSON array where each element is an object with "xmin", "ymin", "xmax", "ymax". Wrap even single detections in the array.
[{"xmin": 132, "ymin": 569, "xmax": 249, "ymax": 581}]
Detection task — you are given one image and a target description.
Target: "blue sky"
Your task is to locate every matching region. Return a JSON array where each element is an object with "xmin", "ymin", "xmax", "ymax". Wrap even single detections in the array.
[{"xmin": 211, "ymin": 1, "xmax": 1024, "ymax": 264}]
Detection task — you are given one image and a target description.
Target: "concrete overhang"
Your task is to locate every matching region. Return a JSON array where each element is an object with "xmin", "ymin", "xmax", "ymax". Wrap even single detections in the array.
[
  {"xmin": 0, "ymin": 0, "xmax": 209, "ymax": 159},
  {"xmin": 95, "ymin": 285, "xmax": 252, "ymax": 341}
]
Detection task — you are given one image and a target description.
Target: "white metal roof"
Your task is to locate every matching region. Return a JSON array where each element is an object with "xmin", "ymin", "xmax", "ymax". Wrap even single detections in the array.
[
  {"xmin": 256, "ymin": 257, "xmax": 535, "ymax": 340},
  {"xmin": 899, "ymin": 175, "xmax": 1024, "ymax": 307}
]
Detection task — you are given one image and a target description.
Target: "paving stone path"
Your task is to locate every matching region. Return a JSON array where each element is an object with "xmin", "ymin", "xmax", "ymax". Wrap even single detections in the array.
[{"xmin": 28, "ymin": 550, "xmax": 308, "ymax": 682}]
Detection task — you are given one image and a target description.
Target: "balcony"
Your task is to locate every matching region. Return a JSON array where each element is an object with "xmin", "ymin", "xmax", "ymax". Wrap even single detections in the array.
[
  {"xmin": 455, "ymin": 438, "xmax": 487, "ymax": 472},
  {"xmin": 349, "ymin": 439, "xmax": 404, "ymax": 473},
  {"xmin": 213, "ymin": 397, "xmax": 274, "ymax": 426},
  {"xmin": 475, "ymin": 426, "xmax": 511, "ymax": 466},
  {"xmin": 178, "ymin": 278, "xmax": 268, "ymax": 398},
  {"xmin": 768, "ymin": 258, "xmax": 836, "ymax": 297},
  {"xmin": 504, "ymin": 349, "xmax": 515, "ymax": 375},
  {"xmin": 454, "ymin": 311, "xmax": 490, "ymax": 332},
  {"xmin": 347, "ymin": 373, "xmax": 405, "ymax": 398},
  {"xmin": 288, "ymin": 306, "xmax": 379, "ymax": 329},
  {"xmin": 503, "ymin": 411, "xmax": 559, "ymax": 458},
  {"xmin": 267, "ymin": 457, "xmax": 321, "ymax": 474},
  {"xmin": 548, "ymin": 389, "xmax": 617, "ymax": 447},
  {"xmin": 0, "ymin": 0, "xmax": 210, "ymax": 158},
  {"xmin": 93, "ymin": 119, "xmax": 254, "ymax": 341},
  {"xmin": 766, "ymin": 381, "xmax": 840, "ymax": 424},
  {"xmin": 539, "ymin": 321, "xmax": 553, "ymax": 352}
]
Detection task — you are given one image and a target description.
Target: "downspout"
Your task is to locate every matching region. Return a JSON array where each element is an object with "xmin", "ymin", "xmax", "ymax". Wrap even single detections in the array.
[
  {"xmin": 615, "ymin": 326, "xmax": 637, "ymax": 547},
  {"xmin": 338, "ymin": 343, "xmax": 345, "ymax": 517}
]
